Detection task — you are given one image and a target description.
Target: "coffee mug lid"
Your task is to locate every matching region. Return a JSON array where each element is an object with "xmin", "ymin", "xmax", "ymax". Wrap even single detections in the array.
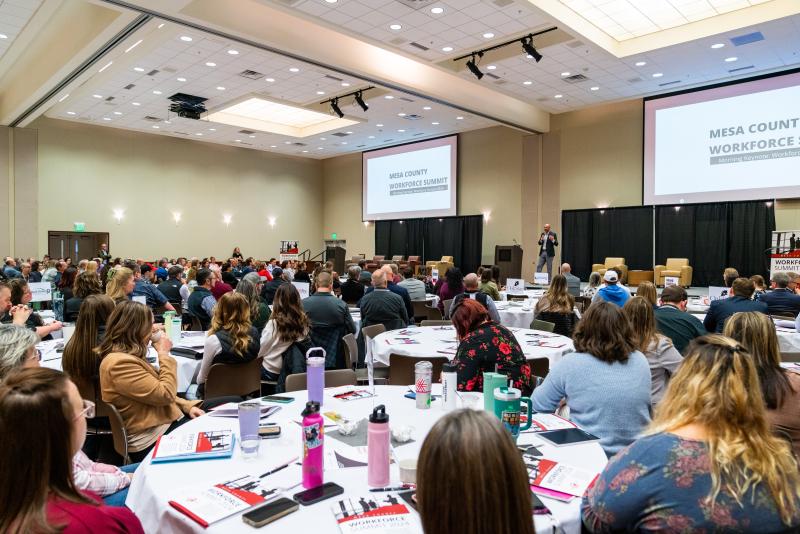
[{"xmin": 493, "ymin": 386, "xmax": 520, "ymax": 401}]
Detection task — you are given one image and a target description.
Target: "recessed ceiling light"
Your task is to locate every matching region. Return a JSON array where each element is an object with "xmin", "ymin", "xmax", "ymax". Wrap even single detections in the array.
[
  {"xmin": 590, "ymin": 86, "xmax": 599, "ymax": 91},
  {"xmin": 652, "ymin": 72, "xmax": 663, "ymax": 78},
  {"xmin": 724, "ymin": 56, "xmax": 738, "ymax": 62},
  {"xmin": 635, "ymin": 61, "xmax": 646, "ymax": 66},
  {"xmin": 113, "ymin": 111, "xmax": 122, "ymax": 115},
  {"xmin": 205, "ymin": 62, "xmax": 216, "ymax": 67},
  {"xmin": 561, "ymin": 71, "xmax": 570, "ymax": 76},
  {"xmin": 177, "ymin": 77, "xmax": 186, "ymax": 82},
  {"xmin": 227, "ymin": 49, "xmax": 239, "ymax": 55},
  {"xmin": 376, "ymin": 123, "xmax": 384, "ymax": 127},
  {"xmin": 384, "ymin": 95, "xmax": 394, "ymax": 100},
  {"xmin": 235, "ymin": 139, "xmax": 242, "ymax": 142},
  {"xmin": 368, "ymin": 135, "xmax": 375, "ymax": 139},
  {"xmin": 431, "ymin": 7, "xmax": 444, "ymax": 14},
  {"xmin": 398, "ymin": 112, "xmax": 406, "ymax": 116},
  {"xmin": 163, "ymin": 120, "xmax": 171, "ymax": 124},
  {"xmin": 153, "ymin": 90, "xmax": 162, "ymax": 95},
  {"xmin": 711, "ymin": 43, "xmax": 725, "ymax": 49},
  {"xmin": 249, "ymin": 135, "xmax": 256, "ymax": 138},
  {"xmin": 390, "ymin": 24, "xmax": 402, "ymax": 30},
  {"xmin": 346, "ymin": 131, "xmax": 353, "ymax": 134},
  {"xmin": 397, "ymin": 129, "xmax": 405, "ymax": 132},
  {"xmin": 157, "ymin": 23, "xmax": 164, "ymax": 29},
  {"xmin": 442, "ymin": 46, "xmax": 453, "ymax": 52},
  {"xmin": 341, "ymin": 82, "xmax": 350, "ymax": 87},
  {"xmin": 554, "ymin": 94, "xmax": 563, "ymax": 99},
  {"xmin": 0, "ymin": 34, "xmax": 7, "ymax": 39},
  {"xmin": 523, "ymin": 80, "xmax": 532, "ymax": 85},
  {"xmin": 423, "ymin": 106, "xmax": 431, "ymax": 110},
  {"xmin": 482, "ymin": 32, "xmax": 494, "ymax": 39},
  {"xmin": 456, "ymin": 116, "xmax": 464, "ymax": 120},
  {"xmin": 270, "ymin": 145, "xmax": 277, "ymax": 148},
  {"xmin": 208, "ymin": 128, "xmax": 216, "ymax": 131},
  {"xmin": 180, "ymin": 35, "xmax": 193, "ymax": 42},
  {"xmin": 152, "ymin": 125, "xmax": 160, "ymax": 129},
  {"xmin": 67, "ymin": 111, "xmax": 76, "ymax": 115},
  {"xmin": 341, "ymin": 141, "xmax": 348, "ymax": 145},
  {"xmin": 302, "ymin": 150, "xmax": 309, "ymax": 153},
  {"xmin": 103, "ymin": 117, "xmax": 112, "ymax": 121},
  {"xmin": 124, "ymin": 39, "xmax": 142, "ymax": 53},
  {"xmin": 285, "ymin": 141, "xmax": 292, "ymax": 144},
  {"xmin": 132, "ymin": 102, "xmax": 141, "ymax": 106},
  {"xmin": 325, "ymin": 0, "xmax": 337, "ymax": 3},
  {"xmin": 431, "ymin": 122, "xmax": 439, "ymax": 125},
  {"xmin": 265, "ymin": 77, "xmax": 275, "ymax": 82},
  {"xmin": 316, "ymin": 90, "xmax": 325, "ymax": 95},
  {"xmin": 58, "ymin": 93, "xmax": 70, "ymax": 102},
  {"xmin": 320, "ymin": 137, "xmax": 327, "ymax": 141},
  {"xmin": 289, "ymin": 67, "xmax": 300, "ymax": 72},
  {"xmin": 318, "ymin": 147, "xmax": 324, "ymax": 149},
  {"xmin": 216, "ymin": 86, "xmax": 226, "ymax": 90},
  {"xmin": 134, "ymin": 67, "xmax": 144, "ymax": 72},
  {"xmin": 92, "ymin": 94, "xmax": 102, "ymax": 99},
  {"xmin": 195, "ymin": 132, "xmax": 203, "ymax": 136},
  {"xmin": 487, "ymin": 65, "xmax": 496, "ymax": 70},
  {"xmin": 98, "ymin": 61, "xmax": 113, "ymax": 73}
]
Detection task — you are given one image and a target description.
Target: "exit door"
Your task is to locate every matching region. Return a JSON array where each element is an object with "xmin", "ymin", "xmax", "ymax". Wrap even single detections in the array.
[{"xmin": 47, "ymin": 232, "xmax": 110, "ymax": 261}]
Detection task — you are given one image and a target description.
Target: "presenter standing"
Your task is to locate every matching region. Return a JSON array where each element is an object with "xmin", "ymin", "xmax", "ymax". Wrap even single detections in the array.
[{"xmin": 536, "ymin": 224, "xmax": 558, "ymax": 281}]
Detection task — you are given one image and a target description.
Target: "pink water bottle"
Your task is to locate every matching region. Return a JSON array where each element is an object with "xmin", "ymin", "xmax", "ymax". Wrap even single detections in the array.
[
  {"xmin": 367, "ymin": 404, "xmax": 390, "ymax": 487},
  {"xmin": 301, "ymin": 401, "xmax": 324, "ymax": 489}
]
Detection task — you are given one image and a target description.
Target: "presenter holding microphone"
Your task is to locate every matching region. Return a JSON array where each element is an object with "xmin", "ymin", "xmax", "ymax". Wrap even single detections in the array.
[{"xmin": 536, "ymin": 223, "xmax": 558, "ymax": 282}]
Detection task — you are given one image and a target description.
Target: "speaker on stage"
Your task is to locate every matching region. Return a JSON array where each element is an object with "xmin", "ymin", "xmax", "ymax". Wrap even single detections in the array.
[{"xmin": 494, "ymin": 245, "xmax": 523, "ymax": 285}]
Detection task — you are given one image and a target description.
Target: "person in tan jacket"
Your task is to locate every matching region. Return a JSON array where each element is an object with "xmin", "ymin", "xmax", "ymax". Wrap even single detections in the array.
[{"xmin": 98, "ymin": 301, "xmax": 203, "ymax": 463}]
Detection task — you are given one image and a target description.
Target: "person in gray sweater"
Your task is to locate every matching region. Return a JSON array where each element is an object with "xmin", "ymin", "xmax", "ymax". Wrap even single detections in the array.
[{"xmin": 531, "ymin": 302, "xmax": 652, "ymax": 456}]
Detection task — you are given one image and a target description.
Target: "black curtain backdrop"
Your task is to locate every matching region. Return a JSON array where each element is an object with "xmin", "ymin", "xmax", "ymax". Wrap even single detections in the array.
[
  {"xmin": 563, "ymin": 200, "xmax": 775, "ymax": 286},
  {"xmin": 374, "ymin": 215, "xmax": 484, "ymax": 273}
]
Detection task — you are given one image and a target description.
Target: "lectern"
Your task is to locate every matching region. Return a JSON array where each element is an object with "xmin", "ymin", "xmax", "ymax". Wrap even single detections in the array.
[
  {"xmin": 494, "ymin": 245, "xmax": 523, "ymax": 285},
  {"xmin": 324, "ymin": 239, "xmax": 347, "ymax": 274}
]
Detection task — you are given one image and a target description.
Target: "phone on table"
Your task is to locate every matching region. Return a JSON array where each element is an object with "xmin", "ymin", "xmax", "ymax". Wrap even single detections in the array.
[
  {"xmin": 261, "ymin": 395, "xmax": 295, "ymax": 404},
  {"xmin": 293, "ymin": 482, "xmax": 344, "ymax": 506},
  {"xmin": 258, "ymin": 425, "xmax": 282, "ymax": 439},
  {"xmin": 242, "ymin": 498, "xmax": 298, "ymax": 527}
]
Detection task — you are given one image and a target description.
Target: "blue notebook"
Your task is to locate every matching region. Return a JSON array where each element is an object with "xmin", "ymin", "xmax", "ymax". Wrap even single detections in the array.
[{"xmin": 151, "ymin": 430, "xmax": 235, "ymax": 463}]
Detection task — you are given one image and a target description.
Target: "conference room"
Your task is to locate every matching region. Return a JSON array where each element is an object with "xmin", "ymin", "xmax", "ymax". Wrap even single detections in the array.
[{"xmin": 2, "ymin": 0, "xmax": 800, "ymax": 533}]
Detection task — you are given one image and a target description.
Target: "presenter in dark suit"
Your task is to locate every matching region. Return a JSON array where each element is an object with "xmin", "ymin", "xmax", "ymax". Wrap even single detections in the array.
[
  {"xmin": 760, "ymin": 272, "xmax": 800, "ymax": 316},
  {"xmin": 703, "ymin": 277, "xmax": 768, "ymax": 333},
  {"xmin": 536, "ymin": 223, "xmax": 558, "ymax": 281}
]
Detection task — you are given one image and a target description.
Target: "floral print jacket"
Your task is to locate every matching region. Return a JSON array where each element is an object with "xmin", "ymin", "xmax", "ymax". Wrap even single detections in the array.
[{"xmin": 454, "ymin": 322, "xmax": 532, "ymax": 396}]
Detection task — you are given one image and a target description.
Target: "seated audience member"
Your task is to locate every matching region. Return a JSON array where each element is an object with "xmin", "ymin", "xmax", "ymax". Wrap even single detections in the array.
[
  {"xmin": 19, "ymin": 262, "xmax": 32, "ymax": 282},
  {"xmin": 532, "ymin": 302, "xmax": 651, "ymax": 456},
  {"xmin": 127, "ymin": 263, "xmax": 174, "ymax": 312},
  {"xmin": 303, "ymin": 271, "xmax": 356, "ymax": 369},
  {"xmin": 0, "ymin": 281, "xmax": 32, "ymax": 328},
  {"xmin": 654, "ymin": 285, "xmax": 707, "ymax": 353},
  {"xmin": 635, "ymin": 281, "xmax": 658, "ymax": 308},
  {"xmin": 220, "ymin": 262, "xmax": 238, "ymax": 289},
  {"xmin": 237, "ymin": 273, "xmax": 271, "ymax": 333},
  {"xmin": 292, "ymin": 262, "xmax": 311, "ymax": 284},
  {"xmin": 154, "ymin": 259, "xmax": 169, "ymax": 282},
  {"xmin": 623, "ymin": 296, "xmax": 682, "ymax": 407},
  {"xmin": 41, "ymin": 259, "xmax": 59, "ymax": 283},
  {"xmin": 209, "ymin": 268, "xmax": 233, "ymax": 300},
  {"xmin": 197, "ymin": 293, "xmax": 260, "ymax": 398},
  {"xmin": 416, "ymin": 409, "xmax": 535, "ymax": 534},
  {"xmin": 65, "ymin": 271, "xmax": 103, "ymax": 322},
  {"xmin": 360, "ymin": 270, "xmax": 409, "ymax": 333},
  {"xmin": 0, "ymin": 367, "xmax": 144, "ymax": 532},
  {"xmin": 582, "ymin": 335, "xmax": 800, "ymax": 532},
  {"xmin": 3, "ymin": 257, "xmax": 21, "ymax": 279},
  {"xmin": 451, "ymin": 298, "xmax": 532, "ymax": 396},
  {"xmin": 364, "ymin": 265, "xmax": 414, "ymax": 321},
  {"xmin": 3, "ymin": 279, "xmax": 63, "ymax": 339},
  {"xmin": 398, "ymin": 268, "xmax": 426, "ymax": 301},
  {"xmin": 156, "ymin": 266, "xmax": 185, "ymax": 311},
  {"xmin": 29, "ymin": 260, "xmax": 43, "ymax": 283},
  {"xmin": 438, "ymin": 267, "xmax": 465, "ymax": 316},
  {"xmin": 789, "ymin": 272, "xmax": 800, "ymax": 295},
  {"xmin": 389, "ymin": 263, "xmax": 402, "ymax": 285},
  {"xmin": 478, "ymin": 268, "xmax": 501, "ymax": 301},
  {"xmin": 259, "ymin": 284, "xmax": 309, "ymax": 381},
  {"xmin": 724, "ymin": 312, "xmax": 800, "ymax": 458},
  {"xmin": 231, "ymin": 247, "xmax": 243, "ymax": 260},
  {"xmin": 751, "ymin": 274, "xmax": 768, "ymax": 300},
  {"xmin": 187, "ymin": 268, "xmax": 216, "ymax": 330},
  {"xmin": 0, "ymin": 324, "xmax": 40, "ymax": 378},
  {"xmin": 723, "ymin": 267, "xmax": 740, "ymax": 288},
  {"xmin": 582, "ymin": 271, "xmax": 602, "ymax": 299},
  {"xmin": 340, "ymin": 266, "xmax": 365, "ymax": 305},
  {"xmin": 453, "ymin": 273, "xmax": 501, "ymax": 324},
  {"xmin": 105, "ymin": 267, "xmax": 135, "ymax": 304},
  {"xmin": 57, "ymin": 266, "xmax": 78, "ymax": 302},
  {"xmin": 62, "ymin": 295, "xmax": 116, "ymax": 396},
  {"xmin": 98, "ymin": 302, "xmax": 204, "ymax": 462},
  {"xmin": 358, "ymin": 269, "xmax": 372, "ymax": 289},
  {"xmin": 592, "ymin": 270, "xmax": 630, "ymax": 307},
  {"xmin": 760, "ymin": 272, "xmax": 800, "ymax": 317},
  {"xmin": 560, "ymin": 263, "xmax": 581, "ymax": 298},
  {"xmin": 534, "ymin": 274, "xmax": 577, "ymax": 337},
  {"xmin": 703, "ymin": 277, "xmax": 767, "ymax": 333},
  {"xmin": 261, "ymin": 267, "xmax": 287, "ymax": 306}
]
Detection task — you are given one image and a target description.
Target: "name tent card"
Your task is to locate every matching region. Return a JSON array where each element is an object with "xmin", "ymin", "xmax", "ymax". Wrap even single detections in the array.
[
  {"xmin": 507, "ymin": 278, "xmax": 525, "ymax": 295},
  {"xmin": 664, "ymin": 276, "xmax": 679, "ymax": 287},
  {"xmin": 292, "ymin": 282, "xmax": 310, "ymax": 300},
  {"xmin": 708, "ymin": 286, "xmax": 729, "ymax": 301},
  {"xmin": 28, "ymin": 282, "xmax": 52, "ymax": 302},
  {"xmin": 534, "ymin": 272, "xmax": 549, "ymax": 285}
]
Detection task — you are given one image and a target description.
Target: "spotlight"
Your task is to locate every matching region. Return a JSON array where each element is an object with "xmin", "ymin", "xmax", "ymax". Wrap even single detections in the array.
[
  {"xmin": 330, "ymin": 98, "xmax": 344, "ymax": 118},
  {"xmin": 466, "ymin": 52, "xmax": 484, "ymax": 80},
  {"xmin": 354, "ymin": 91, "xmax": 368, "ymax": 112},
  {"xmin": 522, "ymin": 38, "xmax": 542, "ymax": 63}
]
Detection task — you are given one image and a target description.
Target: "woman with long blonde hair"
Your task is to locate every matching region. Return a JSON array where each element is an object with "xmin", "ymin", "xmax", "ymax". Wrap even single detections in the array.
[
  {"xmin": 196, "ymin": 292, "xmax": 260, "ymax": 398},
  {"xmin": 105, "ymin": 267, "xmax": 135, "ymax": 303},
  {"xmin": 724, "ymin": 311, "xmax": 800, "ymax": 457},
  {"xmin": 635, "ymin": 280, "xmax": 657, "ymax": 307},
  {"xmin": 583, "ymin": 335, "xmax": 800, "ymax": 532},
  {"xmin": 534, "ymin": 273, "xmax": 577, "ymax": 336}
]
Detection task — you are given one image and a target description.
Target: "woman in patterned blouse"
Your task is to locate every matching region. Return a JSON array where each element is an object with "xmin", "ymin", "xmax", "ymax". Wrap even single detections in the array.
[
  {"xmin": 582, "ymin": 335, "xmax": 800, "ymax": 532},
  {"xmin": 450, "ymin": 298, "xmax": 532, "ymax": 396}
]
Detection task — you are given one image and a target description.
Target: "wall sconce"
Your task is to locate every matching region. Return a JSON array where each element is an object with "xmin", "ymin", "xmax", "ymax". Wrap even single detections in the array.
[
  {"xmin": 173, "ymin": 212, "xmax": 182, "ymax": 225},
  {"xmin": 483, "ymin": 210, "xmax": 491, "ymax": 222},
  {"xmin": 113, "ymin": 209, "xmax": 124, "ymax": 224},
  {"xmin": 223, "ymin": 214, "xmax": 232, "ymax": 226},
  {"xmin": 268, "ymin": 216, "xmax": 276, "ymax": 228}
]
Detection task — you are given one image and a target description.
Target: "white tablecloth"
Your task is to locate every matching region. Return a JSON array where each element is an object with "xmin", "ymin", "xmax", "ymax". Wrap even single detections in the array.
[
  {"xmin": 500, "ymin": 289, "xmax": 545, "ymax": 301},
  {"xmin": 495, "ymin": 300, "xmax": 538, "ymax": 329},
  {"xmin": 125, "ymin": 385, "xmax": 606, "ymax": 534},
  {"xmin": 692, "ymin": 314, "xmax": 800, "ymax": 353},
  {"xmin": 371, "ymin": 326, "xmax": 574, "ymax": 367}
]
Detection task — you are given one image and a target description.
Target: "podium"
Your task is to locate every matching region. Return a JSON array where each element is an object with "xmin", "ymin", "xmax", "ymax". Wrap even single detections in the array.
[
  {"xmin": 494, "ymin": 245, "xmax": 523, "ymax": 285},
  {"xmin": 324, "ymin": 240, "xmax": 347, "ymax": 274}
]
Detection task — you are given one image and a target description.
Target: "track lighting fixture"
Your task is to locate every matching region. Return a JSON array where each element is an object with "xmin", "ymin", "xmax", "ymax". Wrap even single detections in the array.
[
  {"xmin": 354, "ymin": 91, "xmax": 368, "ymax": 111},
  {"xmin": 320, "ymin": 86, "xmax": 374, "ymax": 116},
  {"xmin": 522, "ymin": 37, "xmax": 543, "ymax": 63},
  {"xmin": 330, "ymin": 98, "xmax": 344, "ymax": 118},
  {"xmin": 466, "ymin": 52, "xmax": 484, "ymax": 80},
  {"xmin": 453, "ymin": 27, "xmax": 555, "ymax": 79}
]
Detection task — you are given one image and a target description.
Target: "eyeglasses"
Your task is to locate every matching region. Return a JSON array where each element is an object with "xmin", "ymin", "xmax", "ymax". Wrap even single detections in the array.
[{"xmin": 74, "ymin": 399, "xmax": 95, "ymax": 420}]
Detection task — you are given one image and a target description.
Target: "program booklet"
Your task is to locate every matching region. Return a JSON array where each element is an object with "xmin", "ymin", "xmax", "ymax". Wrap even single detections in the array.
[
  {"xmin": 151, "ymin": 430, "xmax": 234, "ymax": 463},
  {"xmin": 207, "ymin": 401, "xmax": 282, "ymax": 419},
  {"xmin": 332, "ymin": 494, "xmax": 416, "ymax": 533},
  {"xmin": 524, "ymin": 455, "xmax": 598, "ymax": 498},
  {"xmin": 528, "ymin": 413, "xmax": 576, "ymax": 432}
]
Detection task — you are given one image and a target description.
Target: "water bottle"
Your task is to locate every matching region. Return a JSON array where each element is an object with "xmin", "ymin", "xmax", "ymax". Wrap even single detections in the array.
[
  {"xmin": 367, "ymin": 404, "xmax": 390, "ymax": 487},
  {"xmin": 52, "ymin": 290, "xmax": 64, "ymax": 322},
  {"xmin": 441, "ymin": 362, "xmax": 457, "ymax": 411},
  {"xmin": 301, "ymin": 401, "xmax": 324, "ymax": 489},
  {"xmin": 306, "ymin": 348, "xmax": 326, "ymax": 406},
  {"xmin": 414, "ymin": 361, "xmax": 433, "ymax": 409}
]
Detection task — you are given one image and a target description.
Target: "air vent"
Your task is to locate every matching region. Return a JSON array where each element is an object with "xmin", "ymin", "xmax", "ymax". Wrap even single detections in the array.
[
  {"xmin": 492, "ymin": 0, "xmax": 514, "ymax": 6},
  {"xmin": 493, "ymin": 79, "xmax": 507, "ymax": 85},
  {"xmin": 144, "ymin": 116, "xmax": 162, "ymax": 122},
  {"xmin": 566, "ymin": 40, "xmax": 585, "ymax": 49},
  {"xmin": 627, "ymin": 77, "xmax": 643, "ymax": 83},
  {"xmin": 331, "ymin": 132, "xmax": 350, "ymax": 137},
  {"xmin": 238, "ymin": 129, "xmax": 256, "ymax": 135},
  {"xmin": 536, "ymin": 97, "xmax": 548, "ymax": 102},
  {"xmin": 292, "ymin": 142, "xmax": 306, "ymax": 147},
  {"xmin": 658, "ymin": 80, "xmax": 681, "ymax": 87},
  {"xmin": 729, "ymin": 65, "xmax": 755, "ymax": 73},
  {"xmin": 485, "ymin": 72, "xmax": 500, "ymax": 80},
  {"xmin": 324, "ymin": 74, "xmax": 343, "ymax": 82},
  {"xmin": 389, "ymin": 37, "xmax": 407, "ymax": 46},
  {"xmin": 398, "ymin": 97, "xmax": 415, "ymax": 103},
  {"xmin": 384, "ymin": 139, "xmax": 394, "ymax": 142},
  {"xmin": 409, "ymin": 42, "xmax": 429, "ymax": 51},
  {"xmin": 239, "ymin": 69, "xmax": 263, "ymax": 80},
  {"xmin": 731, "ymin": 32, "xmax": 764, "ymax": 46},
  {"xmin": 413, "ymin": 132, "xmax": 424, "ymax": 136},
  {"xmin": 162, "ymin": 66, "xmax": 177, "ymax": 73},
  {"xmin": 357, "ymin": 144, "xmax": 366, "ymax": 148},
  {"xmin": 403, "ymin": 114, "xmax": 423, "ymax": 120},
  {"xmin": 146, "ymin": 69, "xmax": 159, "ymax": 76},
  {"xmin": 104, "ymin": 96, "xmax": 115, "ymax": 101},
  {"xmin": 394, "ymin": 0, "xmax": 435, "ymax": 9},
  {"xmin": 174, "ymin": 131, "xmax": 190, "ymax": 136},
  {"xmin": 563, "ymin": 74, "xmax": 588, "ymax": 83},
  {"xmin": 124, "ymin": 83, "xmax": 135, "ymax": 90}
]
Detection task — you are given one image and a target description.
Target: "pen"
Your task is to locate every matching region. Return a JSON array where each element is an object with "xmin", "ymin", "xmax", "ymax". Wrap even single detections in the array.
[
  {"xmin": 369, "ymin": 484, "xmax": 414, "ymax": 492},
  {"xmin": 258, "ymin": 457, "xmax": 298, "ymax": 479}
]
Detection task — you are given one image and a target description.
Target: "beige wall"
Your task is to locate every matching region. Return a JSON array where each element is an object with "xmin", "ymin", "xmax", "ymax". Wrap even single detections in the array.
[{"xmin": 34, "ymin": 118, "xmax": 323, "ymax": 259}]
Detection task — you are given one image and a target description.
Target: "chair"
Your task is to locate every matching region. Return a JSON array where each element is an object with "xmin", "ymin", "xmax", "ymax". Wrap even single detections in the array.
[
  {"xmin": 781, "ymin": 352, "xmax": 800, "ymax": 363},
  {"xmin": 358, "ymin": 325, "xmax": 390, "ymax": 382},
  {"xmin": 420, "ymin": 320, "xmax": 451, "ymax": 327},
  {"xmin": 425, "ymin": 256, "xmax": 455, "ymax": 277},
  {"xmin": 442, "ymin": 299, "xmax": 454, "ymax": 319},
  {"xmin": 106, "ymin": 403, "xmax": 131, "ymax": 465},
  {"xmin": 342, "ymin": 333, "xmax": 358, "ymax": 370},
  {"xmin": 531, "ymin": 319, "xmax": 556, "ymax": 332},
  {"xmin": 528, "ymin": 357, "xmax": 550, "ymax": 380},
  {"xmin": 654, "ymin": 258, "xmax": 692, "ymax": 287},
  {"xmin": 426, "ymin": 306, "xmax": 443, "ymax": 320},
  {"xmin": 403, "ymin": 255, "xmax": 421, "ymax": 274},
  {"xmin": 365, "ymin": 255, "xmax": 385, "ymax": 272},
  {"xmin": 285, "ymin": 369, "xmax": 357, "ymax": 392},
  {"xmin": 189, "ymin": 314, "xmax": 204, "ymax": 332},
  {"xmin": 388, "ymin": 354, "xmax": 449, "ymax": 386},
  {"xmin": 412, "ymin": 300, "xmax": 432, "ymax": 322},
  {"xmin": 534, "ymin": 311, "xmax": 577, "ymax": 337},
  {"xmin": 391, "ymin": 255, "xmax": 404, "ymax": 264},
  {"xmin": 204, "ymin": 357, "xmax": 263, "ymax": 398},
  {"xmin": 590, "ymin": 257, "xmax": 628, "ymax": 283}
]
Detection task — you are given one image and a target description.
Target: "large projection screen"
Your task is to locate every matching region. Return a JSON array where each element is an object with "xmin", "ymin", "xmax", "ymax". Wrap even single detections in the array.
[
  {"xmin": 362, "ymin": 135, "xmax": 457, "ymax": 220},
  {"xmin": 644, "ymin": 70, "xmax": 800, "ymax": 205}
]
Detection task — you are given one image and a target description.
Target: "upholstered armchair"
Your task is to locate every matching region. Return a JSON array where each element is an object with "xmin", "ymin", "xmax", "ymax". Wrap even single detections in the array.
[
  {"xmin": 365, "ymin": 255, "xmax": 384, "ymax": 272},
  {"xmin": 655, "ymin": 258, "xmax": 692, "ymax": 287},
  {"xmin": 591, "ymin": 257, "xmax": 628, "ymax": 283},
  {"xmin": 425, "ymin": 256, "xmax": 455, "ymax": 277},
  {"xmin": 391, "ymin": 255, "xmax": 404, "ymax": 264}
]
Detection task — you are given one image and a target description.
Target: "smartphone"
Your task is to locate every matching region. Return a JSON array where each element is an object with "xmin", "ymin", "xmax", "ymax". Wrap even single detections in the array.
[
  {"xmin": 258, "ymin": 426, "xmax": 282, "ymax": 439},
  {"xmin": 293, "ymin": 482, "xmax": 344, "ymax": 506},
  {"xmin": 261, "ymin": 395, "xmax": 295, "ymax": 404},
  {"xmin": 242, "ymin": 498, "xmax": 298, "ymax": 527}
]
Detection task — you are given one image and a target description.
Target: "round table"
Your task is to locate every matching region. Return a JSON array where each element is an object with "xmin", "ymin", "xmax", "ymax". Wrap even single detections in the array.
[
  {"xmin": 500, "ymin": 289, "xmax": 545, "ymax": 301},
  {"xmin": 370, "ymin": 326, "xmax": 574, "ymax": 367},
  {"xmin": 693, "ymin": 314, "xmax": 800, "ymax": 353},
  {"xmin": 495, "ymin": 300, "xmax": 539, "ymax": 329},
  {"xmin": 125, "ymin": 386, "xmax": 607, "ymax": 534}
]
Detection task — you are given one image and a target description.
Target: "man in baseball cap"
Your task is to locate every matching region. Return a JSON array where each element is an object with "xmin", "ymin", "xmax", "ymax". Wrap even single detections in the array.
[{"xmin": 592, "ymin": 269, "xmax": 630, "ymax": 307}]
